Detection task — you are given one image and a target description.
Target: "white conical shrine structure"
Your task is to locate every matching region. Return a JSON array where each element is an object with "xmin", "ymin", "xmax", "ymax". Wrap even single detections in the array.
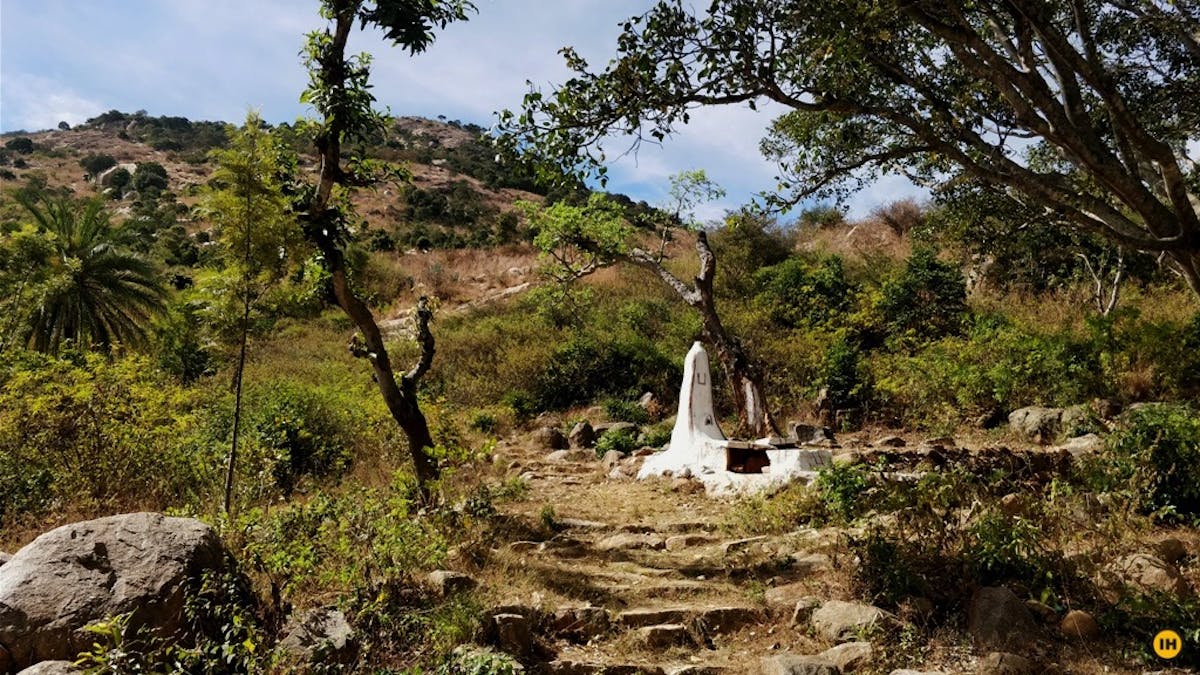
[{"xmin": 638, "ymin": 342, "xmax": 832, "ymax": 495}]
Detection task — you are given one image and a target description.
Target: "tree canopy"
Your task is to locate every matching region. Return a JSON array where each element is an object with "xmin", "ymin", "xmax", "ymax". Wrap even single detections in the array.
[{"xmin": 500, "ymin": 0, "xmax": 1200, "ymax": 295}]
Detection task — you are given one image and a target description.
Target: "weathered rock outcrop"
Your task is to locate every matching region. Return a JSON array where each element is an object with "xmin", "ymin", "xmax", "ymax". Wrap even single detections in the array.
[{"xmin": 0, "ymin": 512, "xmax": 228, "ymax": 671}]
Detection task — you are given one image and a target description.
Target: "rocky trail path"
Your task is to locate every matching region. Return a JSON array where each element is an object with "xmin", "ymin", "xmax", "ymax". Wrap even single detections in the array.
[{"xmin": 464, "ymin": 436, "xmax": 895, "ymax": 675}]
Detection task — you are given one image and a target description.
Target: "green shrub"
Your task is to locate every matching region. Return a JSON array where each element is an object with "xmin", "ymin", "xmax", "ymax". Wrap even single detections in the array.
[
  {"xmin": 1100, "ymin": 404, "xmax": 1200, "ymax": 522},
  {"xmin": 602, "ymin": 397, "xmax": 651, "ymax": 424},
  {"xmin": 4, "ymin": 137, "xmax": 34, "ymax": 154},
  {"xmin": 533, "ymin": 334, "xmax": 678, "ymax": 411},
  {"xmin": 877, "ymin": 247, "xmax": 967, "ymax": 344},
  {"xmin": 133, "ymin": 161, "xmax": 169, "ymax": 192},
  {"xmin": 252, "ymin": 383, "xmax": 354, "ymax": 497},
  {"xmin": 815, "ymin": 462, "xmax": 871, "ymax": 523},
  {"xmin": 79, "ymin": 153, "xmax": 117, "ymax": 176},
  {"xmin": 754, "ymin": 255, "xmax": 854, "ymax": 328},
  {"xmin": 595, "ymin": 427, "xmax": 639, "ymax": 456},
  {"xmin": 820, "ymin": 333, "xmax": 869, "ymax": 414}
]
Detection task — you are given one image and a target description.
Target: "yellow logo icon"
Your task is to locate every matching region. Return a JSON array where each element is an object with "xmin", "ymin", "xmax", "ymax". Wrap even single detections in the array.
[{"xmin": 1154, "ymin": 629, "xmax": 1183, "ymax": 659}]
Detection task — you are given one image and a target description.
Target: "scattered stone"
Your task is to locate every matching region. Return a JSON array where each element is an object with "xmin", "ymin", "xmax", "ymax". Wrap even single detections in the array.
[
  {"xmin": 810, "ymin": 600, "xmax": 896, "ymax": 642},
  {"xmin": 494, "ymin": 613, "xmax": 533, "ymax": 659},
  {"xmin": 1055, "ymin": 434, "xmax": 1103, "ymax": 458},
  {"xmin": 0, "ymin": 512, "xmax": 229, "ymax": 670},
  {"xmin": 569, "ymin": 421, "xmax": 597, "ymax": 449},
  {"xmin": 1059, "ymin": 610, "xmax": 1099, "ymax": 640},
  {"xmin": 789, "ymin": 422, "xmax": 835, "ymax": 444},
  {"xmin": 874, "ymin": 435, "xmax": 906, "ymax": 447},
  {"xmin": 763, "ymin": 583, "xmax": 812, "ymax": 611},
  {"xmin": 792, "ymin": 553, "xmax": 834, "ymax": 573},
  {"xmin": 1155, "ymin": 538, "xmax": 1188, "ymax": 565},
  {"xmin": 1113, "ymin": 553, "xmax": 1190, "ymax": 596},
  {"xmin": 1008, "ymin": 407, "xmax": 1063, "ymax": 444},
  {"xmin": 721, "ymin": 536, "xmax": 768, "ymax": 555},
  {"xmin": 998, "ymin": 493, "xmax": 1026, "ymax": 517},
  {"xmin": 791, "ymin": 597, "xmax": 823, "ymax": 626},
  {"xmin": 595, "ymin": 421, "xmax": 638, "ymax": 436},
  {"xmin": 16, "ymin": 662, "xmax": 83, "ymax": 675},
  {"xmin": 670, "ymin": 477, "xmax": 704, "ymax": 494},
  {"xmin": 976, "ymin": 652, "xmax": 1036, "ymax": 675},
  {"xmin": 616, "ymin": 608, "xmax": 688, "ymax": 628},
  {"xmin": 922, "ymin": 436, "xmax": 955, "ymax": 447},
  {"xmin": 1023, "ymin": 599, "xmax": 1057, "ymax": 624},
  {"xmin": 427, "ymin": 570, "xmax": 477, "ymax": 597},
  {"xmin": 547, "ymin": 448, "xmax": 593, "ymax": 463},
  {"xmin": 759, "ymin": 654, "xmax": 839, "ymax": 675},
  {"xmin": 889, "ymin": 671, "xmax": 946, "ymax": 675},
  {"xmin": 557, "ymin": 518, "xmax": 609, "ymax": 531},
  {"xmin": 507, "ymin": 541, "xmax": 539, "ymax": 554},
  {"xmin": 665, "ymin": 534, "xmax": 717, "ymax": 551},
  {"xmin": 967, "ymin": 587, "xmax": 1038, "ymax": 651},
  {"xmin": 697, "ymin": 606, "xmax": 761, "ymax": 633},
  {"xmin": 596, "ymin": 532, "xmax": 665, "ymax": 552},
  {"xmin": 551, "ymin": 606, "xmax": 611, "ymax": 642},
  {"xmin": 600, "ymin": 450, "xmax": 625, "ymax": 470},
  {"xmin": 820, "ymin": 641, "xmax": 873, "ymax": 672},
  {"xmin": 640, "ymin": 623, "xmax": 691, "ymax": 649},
  {"xmin": 279, "ymin": 607, "xmax": 356, "ymax": 664},
  {"xmin": 534, "ymin": 426, "xmax": 569, "ymax": 450}
]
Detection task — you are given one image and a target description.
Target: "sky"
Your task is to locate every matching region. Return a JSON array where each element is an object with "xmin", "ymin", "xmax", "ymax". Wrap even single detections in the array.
[{"xmin": 0, "ymin": 0, "xmax": 921, "ymax": 220}]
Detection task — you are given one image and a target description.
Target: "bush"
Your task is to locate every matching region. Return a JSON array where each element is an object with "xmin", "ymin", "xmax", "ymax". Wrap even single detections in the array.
[
  {"xmin": 877, "ymin": 247, "xmax": 967, "ymax": 343},
  {"xmin": 815, "ymin": 462, "xmax": 871, "ymax": 522},
  {"xmin": 1100, "ymin": 404, "xmax": 1200, "ymax": 522},
  {"xmin": 820, "ymin": 333, "xmax": 869, "ymax": 414},
  {"xmin": 754, "ymin": 255, "xmax": 854, "ymax": 328},
  {"xmin": 532, "ymin": 334, "xmax": 679, "ymax": 411},
  {"xmin": 252, "ymin": 383, "xmax": 354, "ymax": 497},
  {"xmin": 595, "ymin": 427, "xmax": 639, "ymax": 456},
  {"xmin": 602, "ymin": 397, "xmax": 651, "ymax": 424},
  {"xmin": 4, "ymin": 137, "xmax": 34, "ymax": 154},
  {"xmin": 133, "ymin": 161, "xmax": 169, "ymax": 192},
  {"xmin": 79, "ymin": 153, "xmax": 117, "ymax": 176}
]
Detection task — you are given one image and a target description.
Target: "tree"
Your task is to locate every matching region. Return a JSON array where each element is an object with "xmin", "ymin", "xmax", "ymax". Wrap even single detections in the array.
[
  {"xmin": 12, "ymin": 194, "xmax": 167, "ymax": 352},
  {"xmin": 203, "ymin": 112, "xmax": 298, "ymax": 513},
  {"xmin": 500, "ymin": 0, "xmax": 1200, "ymax": 297},
  {"xmin": 293, "ymin": 0, "xmax": 474, "ymax": 498},
  {"xmin": 521, "ymin": 170, "xmax": 780, "ymax": 437}
]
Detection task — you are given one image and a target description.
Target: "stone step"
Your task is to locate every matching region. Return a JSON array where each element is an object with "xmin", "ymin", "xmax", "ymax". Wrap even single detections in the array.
[
  {"xmin": 544, "ymin": 660, "xmax": 730, "ymax": 675},
  {"xmin": 615, "ymin": 606, "xmax": 763, "ymax": 634}
]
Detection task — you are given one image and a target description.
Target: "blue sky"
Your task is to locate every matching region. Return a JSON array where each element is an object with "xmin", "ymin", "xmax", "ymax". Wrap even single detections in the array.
[{"xmin": 0, "ymin": 0, "xmax": 919, "ymax": 218}]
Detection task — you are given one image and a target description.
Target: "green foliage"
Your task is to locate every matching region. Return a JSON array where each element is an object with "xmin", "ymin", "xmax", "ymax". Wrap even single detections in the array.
[
  {"xmin": 521, "ymin": 193, "xmax": 632, "ymax": 280},
  {"xmin": 436, "ymin": 646, "xmax": 523, "ymax": 675},
  {"xmin": 132, "ymin": 161, "xmax": 169, "ymax": 192},
  {"xmin": 252, "ymin": 382, "xmax": 354, "ymax": 497},
  {"xmin": 532, "ymin": 333, "xmax": 678, "ymax": 411},
  {"xmin": 595, "ymin": 427, "xmax": 639, "ymax": 457},
  {"xmin": 154, "ymin": 300, "xmax": 215, "ymax": 383},
  {"xmin": 0, "ymin": 351, "xmax": 210, "ymax": 526},
  {"xmin": 79, "ymin": 153, "xmax": 117, "ymax": 176},
  {"xmin": 965, "ymin": 510, "xmax": 1049, "ymax": 584},
  {"xmin": 11, "ymin": 193, "xmax": 167, "ymax": 352},
  {"xmin": 602, "ymin": 397, "xmax": 650, "ymax": 424},
  {"xmin": 707, "ymin": 210, "xmax": 792, "ymax": 295},
  {"xmin": 755, "ymin": 255, "xmax": 854, "ymax": 328},
  {"xmin": 4, "ymin": 137, "xmax": 34, "ymax": 154},
  {"xmin": 1098, "ymin": 404, "xmax": 1200, "ymax": 522},
  {"xmin": 798, "ymin": 204, "xmax": 846, "ymax": 230},
  {"xmin": 815, "ymin": 462, "xmax": 871, "ymax": 523},
  {"xmin": 108, "ymin": 167, "xmax": 132, "ymax": 197},
  {"xmin": 876, "ymin": 248, "xmax": 967, "ymax": 344}
]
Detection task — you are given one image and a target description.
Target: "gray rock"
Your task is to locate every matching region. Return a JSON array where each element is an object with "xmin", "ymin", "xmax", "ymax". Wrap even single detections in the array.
[
  {"xmin": 721, "ymin": 536, "xmax": 768, "ymax": 555},
  {"xmin": 760, "ymin": 654, "xmax": 839, "ymax": 675},
  {"xmin": 640, "ymin": 623, "xmax": 691, "ymax": 649},
  {"xmin": 789, "ymin": 422, "xmax": 835, "ymax": 444},
  {"xmin": 697, "ymin": 606, "xmax": 761, "ymax": 633},
  {"xmin": 873, "ymin": 435, "xmax": 906, "ymax": 447},
  {"xmin": 494, "ymin": 612, "xmax": 533, "ymax": 659},
  {"xmin": 534, "ymin": 426, "xmax": 569, "ymax": 450},
  {"xmin": 16, "ymin": 662, "xmax": 83, "ymax": 675},
  {"xmin": 600, "ymin": 450, "xmax": 625, "ymax": 470},
  {"xmin": 0, "ymin": 512, "xmax": 228, "ymax": 670},
  {"xmin": 1054, "ymin": 433, "xmax": 1104, "ymax": 458},
  {"xmin": 810, "ymin": 600, "xmax": 896, "ymax": 642},
  {"xmin": 791, "ymin": 597, "xmax": 823, "ymax": 626},
  {"xmin": 596, "ymin": 533, "xmax": 665, "ymax": 552},
  {"xmin": 616, "ymin": 608, "xmax": 689, "ymax": 627},
  {"xmin": 1008, "ymin": 407, "xmax": 1063, "ymax": 443},
  {"xmin": 1112, "ymin": 554, "xmax": 1189, "ymax": 596},
  {"xmin": 638, "ymin": 392, "xmax": 657, "ymax": 411},
  {"xmin": 569, "ymin": 421, "xmax": 597, "ymax": 449},
  {"xmin": 547, "ymin": 448, "xmax": 593, "ymax": 463},
  {"xmin": 665, "ymin": 534, "xmax": 717, "ymax": 551},
  {"xmin": 820, "ymin": 641, "xmax": 873, "ymax": 672},
  {"xmin": 279, "ymin": 607, "xmax": 356, "ymax": 664},
  {"xmin": 976, "ymin": 651, "xmax": 1036, "ymax": 675},
  {"xmin": 595, "ymin": 421, "xmax": 638, "ymax": 436},
  {"xmin": 427, "ymin": 569, "xmax": 477, "ymax": 597},
  {"xmin": 551, "ymin": 606, "xmax": 610, "ymax": 641},
  {"xmin": 967, "ymin": 587, "xmax": 1038, "ymax": 651}
]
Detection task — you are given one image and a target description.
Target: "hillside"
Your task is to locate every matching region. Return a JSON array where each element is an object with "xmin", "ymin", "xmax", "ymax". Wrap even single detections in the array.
[{"xmin": 2, "ymin": 110, "xmax": 1200, "ymax": 675}]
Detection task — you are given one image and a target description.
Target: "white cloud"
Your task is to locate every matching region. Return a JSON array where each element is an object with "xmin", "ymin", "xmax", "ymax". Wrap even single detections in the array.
[{"xmin": 1, "ymin": 74, "xmax": 105, "ymax": 131}]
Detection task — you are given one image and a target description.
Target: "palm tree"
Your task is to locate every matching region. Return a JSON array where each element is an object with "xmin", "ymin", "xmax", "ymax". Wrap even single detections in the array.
[{"xmin": 15, "ymin": 193, "xmax": 167, "ymax": 353}]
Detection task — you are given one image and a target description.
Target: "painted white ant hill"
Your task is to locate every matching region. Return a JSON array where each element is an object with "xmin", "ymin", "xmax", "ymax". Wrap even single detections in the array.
[{"xmin": 638, "ymin": 342, "xmax": 833, "ymax": 496}]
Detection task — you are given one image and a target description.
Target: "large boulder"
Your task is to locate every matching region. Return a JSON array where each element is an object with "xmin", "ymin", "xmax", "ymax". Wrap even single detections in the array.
[
  {"xmin": 279, "ymin": 607, "xmax": 356, "ymax": 665},
  {"xmin": 0, "ymin": 512, "xmax": 228, "ymax": 670},
  {"xmin": 967, "ymin": 587, "xmax": 1038, "ymax": 652},
  {"xmin": 1007, "ymin": 407, "xmax": 1063, "ymax": 443},
  {"xmin": 810, "ymin": 601, "xmax": 896, "ymax": 642},
  {"xmin": 1110, "ymin": 553, "xmax": 1190, "ymax": 596}
]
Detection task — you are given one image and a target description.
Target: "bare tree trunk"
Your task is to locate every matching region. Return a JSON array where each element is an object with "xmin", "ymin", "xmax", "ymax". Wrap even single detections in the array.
[
  {"xmin": 632, "ymin": 231, "xmax": 779, "ymax": 438},
  {"xmin": 307, "ymin": 8, "xmax": 440, "ymax": 498}
]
